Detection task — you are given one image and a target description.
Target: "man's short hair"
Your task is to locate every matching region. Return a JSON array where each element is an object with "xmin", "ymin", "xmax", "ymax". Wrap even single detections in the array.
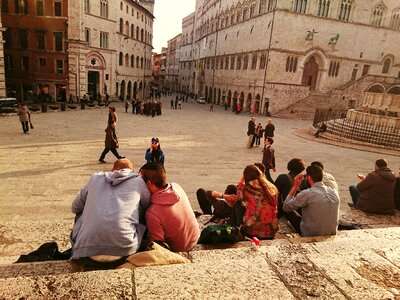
[
  {"xmin": 287, "ymin": 158, "xmax": 305, "ymax": 174},
  {"xmin": 311, "ymin": 161, "xmax": 324, "ymax": 170},
  {"xmin": 224, "ymin": 184, "xmax": 237, "ymax": 195},
  {"xmin": 141, "ymin": 162, "xmax": 167, "ymax": 188},
  {"xmin": 266, "ymin": 137, "xmax": 274, "ymax": 145},
  {"xmin": 375, "ymin": 159, "xmax": 387, "ymax": 168},
  {"xmin": 306, "ymin": 165, "xmax": 323, "ymax": 182}
]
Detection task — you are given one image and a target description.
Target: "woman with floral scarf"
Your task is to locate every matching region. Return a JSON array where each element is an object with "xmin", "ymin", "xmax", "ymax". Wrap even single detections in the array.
[{"xmin": 234, "ymin": 164, "xmax": 279, "ymax": 239}]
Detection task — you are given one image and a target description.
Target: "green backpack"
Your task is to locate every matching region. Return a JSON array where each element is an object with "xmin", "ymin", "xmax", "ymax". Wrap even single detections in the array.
[{"xmin": 198, "ymin": 224, "xmax": 242, "ymax": 245}]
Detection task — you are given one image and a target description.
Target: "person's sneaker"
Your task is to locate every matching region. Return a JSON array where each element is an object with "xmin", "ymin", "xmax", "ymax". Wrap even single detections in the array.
[
  {"xmin": 99, "ymin": 159, "xmax": 106, "ymax": 164},
  {"xmin": 347, "ymin": 202, "xmax": 355, "ymax": 208}
]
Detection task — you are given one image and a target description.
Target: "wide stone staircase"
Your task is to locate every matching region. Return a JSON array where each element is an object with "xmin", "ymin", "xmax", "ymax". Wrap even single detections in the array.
[{"xmin": 1, "ymin": 210, "xmax": 400, "ymax": 299}]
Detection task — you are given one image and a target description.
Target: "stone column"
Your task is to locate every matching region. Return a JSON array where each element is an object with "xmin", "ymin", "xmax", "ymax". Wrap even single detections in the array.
[{"xmin": 0, "ymin": 19, "xmax": 6, "ymax": 97}]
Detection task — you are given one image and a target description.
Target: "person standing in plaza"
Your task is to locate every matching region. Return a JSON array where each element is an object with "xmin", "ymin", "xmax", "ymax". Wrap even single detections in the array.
[
  {"xmin": 99, "ymin": 123, "xmax": 125, "ymax": 163},
  {"xmin": 145, "ymin": 137, "xmax": 165, "ymax": 165},
  {"xmin": 17, "ymin": 103, "xmax": 31, "ymax": 134},
  {"xmin": 124, "ymin": 99, "xmax": 129, "ymax": 113},
  {"xmin": 170, "ymin": 99, "xmax": 174, "ymax": 109},
  {"xmin": 262, "ymin": 137, "xmax": 276, "ymax": 183},
  {"xmin": 255, "ymin": 123, "xmax": 263, "ymax": 147},
  {"xmin": 246, "ymin": 117, "xmax": 256, "ymax": 149},
  {"xmin": 264, "ymin": 119, "xmax": 275, "ymax": 140}
]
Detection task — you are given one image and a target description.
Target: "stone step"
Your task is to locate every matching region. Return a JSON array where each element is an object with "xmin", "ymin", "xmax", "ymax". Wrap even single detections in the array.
[{"xmin": 1, "ymin": 227, "xmax": 400, "ymax": 299}]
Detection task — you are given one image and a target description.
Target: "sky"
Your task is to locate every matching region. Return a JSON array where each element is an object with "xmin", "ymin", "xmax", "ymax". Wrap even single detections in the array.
[{"xmin": 152, "ymin": 0, "xmax": 196, "ymax": 53}]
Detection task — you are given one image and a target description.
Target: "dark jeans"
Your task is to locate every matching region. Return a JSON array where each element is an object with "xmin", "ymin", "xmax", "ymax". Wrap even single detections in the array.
[
  {"xmin": 285, "ymin": 210, "xmax": 302, "ymax": 235},
  {"xmin": 21, "ymin": 121, "xmax": 29, "ymax": 133},
  {"xmin": 196, "ymin": 188, "xmax": 232, "ymax": 217},
  {"xmin": 230, "ymin": 200, "xmax": 246, "ymax": 227},
  {"xmin": 75, "ymin": 256, "xmax": 128, "ymax": 271},
  {"xmin": 349, "ymin": 185, "xmax": 360, "ymax": 205},
  {"xmin": 99, "ymin": 148, "xmax": 122, "ymax": 161},
  {"xmin": 265, "ymin": 169, "xmax": 274, "ymax": 184}
]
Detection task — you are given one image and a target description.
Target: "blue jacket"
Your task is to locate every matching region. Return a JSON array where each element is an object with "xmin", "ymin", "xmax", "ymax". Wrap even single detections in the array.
[{"xmin": 145, "ymin": 147, "xmax": 165, "ymax": 165}]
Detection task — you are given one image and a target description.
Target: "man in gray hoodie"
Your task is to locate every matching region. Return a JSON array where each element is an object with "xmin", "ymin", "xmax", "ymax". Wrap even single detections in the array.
[{"xmin": 70, "ymin": 159, "xmax": 151, "ymax": 269}]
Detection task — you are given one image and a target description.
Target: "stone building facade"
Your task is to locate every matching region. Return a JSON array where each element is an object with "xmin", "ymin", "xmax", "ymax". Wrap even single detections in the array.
[
  {"xmin": 165, "ymin": 34, "xmax": 181, "ymax": 92},
  {"xmin": 68, "ymin": 0, "xmax": 154, "ymax": 101},
  {"xmin": 1, "ymin": 0, "xmax": 69, "ymax": 102},
  {"xmin": 175, "ymin": 0, "xmax": 400, "ymax": 114},
  {"xmin": 0, "ymin": 11, "xmax": 5, "ymax": 97},
  {"xmin": 0, "ymin": 0, "xmax": 154, "ymax": 102},
  {"xmin": 179, "ymin": 13, "xmax": 196, "ymax": 96}
]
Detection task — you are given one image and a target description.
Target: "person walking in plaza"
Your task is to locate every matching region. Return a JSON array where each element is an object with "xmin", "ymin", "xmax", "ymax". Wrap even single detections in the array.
[
  {"xmin": 145, "ymin": 137, "xmax": 165, "ymax": 165},
  {"xmin": 348, "ymin": 159, "xmax": 396, "ymax": 215},
  {"xmin": 314, "ymin": 121, "xmax": 327, "ymax": 137},
  {"xmin": 99, "ymin": 123, "xmax": 125, "ymax": 163},
  {"xmin": 141, "ymin": 162, "xmax": 200, "ymax": 252},
  {"xmin": 255, "ymin": 123, "xmax": 263, "ymax": 147},
  {"xmin": 283, "ymin": 164, "xmax": 340, "ymax": 237},
  {"xmin": 108, "ymin": 106, "xmax": 117, "ymax": 126},
  {"xmin": 170, "ymin": 99, "xmax": 174, "ymax": 109},
  {"xmin": 264, "ymin": 119, "xmax": 275, "ymax": 140},
  {"xmin": 70, "ymin": 159, "xmax": 150, "ymax": 269},
  {"xmin": 262, "ymin": 137, "xmax": 276, "ymax": 183},
  {"xmin": 17, "ymin": 103, "xmax": 31, "ymax": 134},
  {"xmin": 178, "ymin": 100, "xmax": 182, "ymax": 109},
  {"xmin": 210, "ymin": 104, "xmax": 214, "ymax": 111},
  {"xmin": 246, "ymin": 117, "xmax": 256, "ymax": 148}
]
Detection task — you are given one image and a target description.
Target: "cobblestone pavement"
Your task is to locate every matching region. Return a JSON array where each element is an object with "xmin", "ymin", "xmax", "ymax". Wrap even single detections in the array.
[{"xmin": 0, "ymin": 96, "xmax": 398, "ymax": 225}]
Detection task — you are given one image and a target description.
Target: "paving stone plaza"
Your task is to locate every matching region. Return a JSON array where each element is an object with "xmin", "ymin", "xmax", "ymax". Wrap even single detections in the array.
[{"xmin": 0, "ymin": 97, "xmax": 399, "ymax": 299}]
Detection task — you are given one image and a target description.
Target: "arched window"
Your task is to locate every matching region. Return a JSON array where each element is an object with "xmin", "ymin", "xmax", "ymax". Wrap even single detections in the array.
[
  {"xmin": 125, "ymin": 21, "xmax": 129, "ymax": 35},
  {"xmin": 120, "ymin": 2, "xmax": 123, "ymax": 10},
  {"xmin": 136, "ymin": 56, "xmax": 139, "ymax": 68},
  {"xmin": 317, "ymin": 0, "xmax": 330, "ymax": 17},
  {"xmin": 389, "ymin": 7, "xmax": 400, "ymax": 30},
  {"xmin": 140, "ymin": 57, "xmax": 143, "ymax": 69},
  {"xmin": 243, "ymin": 7, "xmax": 248, "ymax": 20},
  {"xmin": 231, "ymin": 14, "xmax": 235, "ymax": 25},
  {"xmin": 382, "ymin": 58, "xmax": 391, "ymax": 73},
  {"xmin": 131, "ymin": 55, "xmax": 134, "ymax": 67},
  {"xmin": 267, "ymin": 0, "xmax": 277, "ymax": 12},
  {"xmin": 136, "ymin": 27, "xmax": 139, "ymax": 39},
  {"xmin": 259, "ymin": 0, "xmax": 267, "ymax": 13},
  {"xmin": 293, "ymin": 0, "xmax": 308, "ymax": 13},
  {"xmin": 119, "ymin": 18, "xmax": 123, "ymax": 33},
  {"xmin": 84, "ymin": 0, "xmax": 90, "ymax": 13},
  {"xmin": 338, "ymin": 0, "xmax": 353, "ymax": 21},
  {"xmin": 100, "ymin": 0, "xmax": 108, "ymax": 18},
  {"xmin": 371, "ymin": 3, "xmax": 386, "ymax": 26},
  {"xmin": 131, "ymin": 24, "xmax": 134, "ymax": 37},
  {"xmin": 140, "ymin": 29, "xmax": 144, "ymax": 41},
  {"xmin": 125, "ymin": 53, "xmax": 129, "ymax": 66},
  {"xmin": 119, "ymin": 52, "xmax": 123, "ymax": 66},
  {"xmin": 236, "ymin": 11, "xmax": 242, "ymax": 23}
]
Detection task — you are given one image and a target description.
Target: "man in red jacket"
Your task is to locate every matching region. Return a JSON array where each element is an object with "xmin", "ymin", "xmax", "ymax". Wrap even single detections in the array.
[{"xmin": 141, "ymin": 163, "xmax": 200, "ymax": 252}]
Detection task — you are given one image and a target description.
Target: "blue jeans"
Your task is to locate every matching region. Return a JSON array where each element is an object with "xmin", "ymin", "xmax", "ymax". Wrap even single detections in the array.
[{"xmin": 349, "ymin": 185, "xmax": 360, "ymax": 205}]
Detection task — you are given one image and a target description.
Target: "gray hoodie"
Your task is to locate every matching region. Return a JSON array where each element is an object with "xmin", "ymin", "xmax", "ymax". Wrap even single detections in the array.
[{"xmin": 70, "ymin": 169, "xmax": 151, "ymax": 259}]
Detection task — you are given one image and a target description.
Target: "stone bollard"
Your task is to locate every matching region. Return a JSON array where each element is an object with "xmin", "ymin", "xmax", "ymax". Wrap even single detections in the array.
[{"xmin": 41, "ymin": 104, "xmax": 47, "ymax": 113}]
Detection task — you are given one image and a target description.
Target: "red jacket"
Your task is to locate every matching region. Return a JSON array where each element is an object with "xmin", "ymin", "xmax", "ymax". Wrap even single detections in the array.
[{"xmin": 146, "ymin": 183, "xmax": 200, "ymax": 252}]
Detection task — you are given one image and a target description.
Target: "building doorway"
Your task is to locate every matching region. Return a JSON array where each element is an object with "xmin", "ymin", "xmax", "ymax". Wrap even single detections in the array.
[
  {"xmin": 88, "ymin": 71, "xmax": 99, "ymax": 100},
  {"xmin": 301, "ymin": 56, "xmax": 319, "ymax": 91}
]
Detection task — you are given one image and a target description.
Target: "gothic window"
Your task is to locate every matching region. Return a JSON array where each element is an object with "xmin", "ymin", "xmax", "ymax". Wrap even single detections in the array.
[
  {"xmin": 237, "ymin": 55, "xmax": 242, "ymax": 70},
  {"xmin": 100, "ymin": 32, "xmax": 108, "ymax": 48},
  {"xmin": 140, "ymin": 57, "xmax": 143, "ymax": 69},
  {"xmin": 231, "ymin": 14, "xmax": 235, "ymax": 25},
  {"xmin": 267, "ymin": 0, "xmax": 276, "ymax": 11},
  {"xmin": 243, "ymin": 54, "xmax": 249, "ymax": 69},
  {"xmin": 260, "ymin": 54, "xmax": 267, "ymax": 69},
  {"xmin": 136, "ymin": 27, "xmax": 139, "ymax": 39},
  {"xmin": 371, "ymin": 3, "xmax": 386, "ymax": 26},
  {"xmin": 225, "ymin": 16, "xmax": 229, "ymax": 27},
  {"xmin": 140, "ymin": 29, "xmax": 144, "ymax": 41},
  {"xmin": 125, "ymin": 54, "xmax": 129, "ymax": 67},
  {"xmin": 136, "ymin": 56, "xmax": 139, "ymax": 68},
  {"xmin": 286, "ymin": 56, "xmax": 298, "ymax": 72},
  {"xmin": 237, "ymin": 11, "xmax": 242, "ymax": 23},
  {"xmin": 390, "ymin": 7, "xmax": 400, "ymax": 29},
  {"xmin": 215, "ymin": 58, "xmax": 219, "ymax": 70},
  {"xmin": 211, "ymin": 58, "xmax": 215, "ymax": 69},
  {"xmin": 317, "ymin": 0, "xmax": 330, "ymax": 17},
  {"xmin": 293, "ymin": 0, "xmax": 307, "ymax": 13},
  {"xmin": 100, "ymin": 0, "xmax": 108, "ymax": 18},
  {"xmin": 125, "ymin": 21, "xmax": 129, "ymax": 35},
  {"xmin": 225, "ymin": 56, "xmax": 229, "ymax": 69},
  {"xmin": 207, "ymin": 58, "xmax": 210, "ymax": 69},
  {"xmin": 250, "ymin": 3, "xmax": 256, "ymax": 17},
  {"xmin": 220, "ymin": 57, "xmax": 224, "ymax": 69},
  {"xmin": 243, "ymin": 7, "xmax": 248, "ymax": 20},
  {"xmin": 328, "ymin": 61, "xmax": 340, "ymax": 77},
  {"xmin": 338, "ymin": 0, "xmax": 353, "ymax": 21},
  {"xmin": 131, "ymin": 25, "xmax": 134, "ymax": 37},
  {"xmin": 382, "ymin": 58, "xmax": 391, "ymax": 73},
  {"xmin": 230, "ymin": 56, "xmax": 235, "ymax": 70},
  {"xmin": 251, "ymin": 53, "xmax": 258, "ymax": 69},
  {"xmin": 119, "ymin": 18, "xmax": 123, "ymax": 33},
  {"xmin": 119, "ymin": 52, "xmax": 123, "ymax": 65},
  {"xmin": 259, "ymin": 0, "xmax": 267, "ymax": 13}
]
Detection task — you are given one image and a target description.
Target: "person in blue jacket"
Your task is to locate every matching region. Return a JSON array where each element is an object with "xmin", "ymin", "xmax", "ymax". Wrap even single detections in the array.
[{"xmin": 145, "ymin": 137, "xmax": 165, "ymax": 165}]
